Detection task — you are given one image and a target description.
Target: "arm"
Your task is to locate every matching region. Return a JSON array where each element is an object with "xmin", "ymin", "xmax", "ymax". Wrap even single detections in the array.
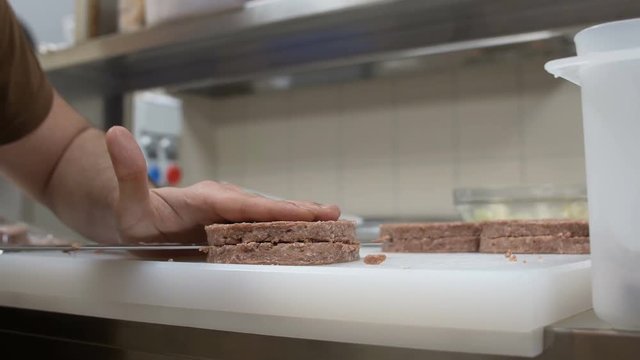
[
  {"xmin": 0, "ymin": 91, "xmax": 340, "ymax": 244},
  {"xmin": 0, "ymin": 92, "xmax": 119, "ymax": 242}
]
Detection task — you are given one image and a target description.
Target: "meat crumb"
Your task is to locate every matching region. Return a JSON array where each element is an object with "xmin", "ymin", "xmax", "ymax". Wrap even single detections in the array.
[
  {"xmin": 63, "ymin": 242, "xmax": 82, "ymax": 254},
  {"xmin": 508, "ymin": 254, "xmax": 517, "ymax": 262},
  {"xmin": 364, "ymin": 254, "xmax": 387, "ymax": 265},
  {"xmin": 168, "ymin": 258, "xmax": 174, "ymax": 262},
  {"xmin": 504, "ymin": 249, "xmax": 513, "ymax": 258}
]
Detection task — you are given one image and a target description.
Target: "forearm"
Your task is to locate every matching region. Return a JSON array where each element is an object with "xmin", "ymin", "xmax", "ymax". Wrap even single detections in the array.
[
  {"xmin": 43, "ymin": 127, "xmax": 120, "ymax": 243},
  {"xmin": 1, "ymin": 90, "xmax": 341, "ymax": 247},
  {"xmin": 0, "ymin": 91, "xmax": 120, "ymax": 243}
]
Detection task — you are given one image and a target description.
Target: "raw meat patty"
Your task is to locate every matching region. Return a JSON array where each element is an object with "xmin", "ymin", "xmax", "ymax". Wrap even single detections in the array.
[
  {"xmin": 204, "ymin": 220, "xmax": 359, "ymax": 265},
  {"xmin": 479, "ymin": 220, "xmax": 589, "ymax": 254},
  {"xmin": 379, "ymin": 222, "xmax": 481, "ymax": 253}
]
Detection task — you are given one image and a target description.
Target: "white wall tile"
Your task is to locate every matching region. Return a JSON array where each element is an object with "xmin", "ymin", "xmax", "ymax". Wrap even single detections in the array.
[
  {"xmin": 289, "ymin": 86, "xmax": 341, "ymax": 204},
  {"xmin": 391, "ymin": 72, "xmax": 457, "ymax": 217},
  {"xmin": 243, "ymin": 92, "xmax": 292, "ymax": 197},
  {"xmin": 176, "ymin": 54, "xmax": 586, "ymax": 220},
  {"xmin": 456, "ymin": 160, "xmax": 522, "ymax": 188},
  {"xmin": 341, "ymin": 165, "xmax": 395, "ymax": 216},
  {"xmin": 524, "ymin": 157, "xmax": 586, "ymax": 185},
  {"xmin": 340, "ymin": 79, "xmax": 395, "ymax": 163},
  {"xmin": 518, "ymin": 55, "xmax": 585, "ymax": 186},
  {"xmin": 179, "ymin": 95, "xmax": 217, "ymax": 186},
  {"xmin": 339, "ymin": 79, "xmax": 395, "ymax": 215},
  {"xmin": 456, "ymin": 61, "xmax": 521, "ymax": 162},
  {"xmin": 522, "ymin": 71, "xmax": 584, "ymax": 159},
  {"xmin": 395, "ymin": 162, "xmax": 457, "ymax": 217},
  {"xmin": 214, "ymin": 96, "xmax": 249, "ymax": 187},
  {"xmin": 392, "ymin": 72, "xmax": 455, "ymax": 164}
]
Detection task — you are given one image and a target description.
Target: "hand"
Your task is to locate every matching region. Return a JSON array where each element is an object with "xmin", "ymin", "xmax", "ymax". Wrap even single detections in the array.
[{"xmin": 105, "ymin": 126, "xmax": 340, "ymax": 244}]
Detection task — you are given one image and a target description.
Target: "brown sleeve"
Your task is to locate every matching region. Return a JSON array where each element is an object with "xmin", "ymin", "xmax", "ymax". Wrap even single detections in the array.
[{"xmin": 0, "ymin": 0, "xmax": 53, "ymax": 145}]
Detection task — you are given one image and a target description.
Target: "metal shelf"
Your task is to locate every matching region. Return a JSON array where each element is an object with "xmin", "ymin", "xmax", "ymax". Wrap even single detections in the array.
[{"xmin": 42, "ymin": 0, "xmax": 640, "ymax": 97}]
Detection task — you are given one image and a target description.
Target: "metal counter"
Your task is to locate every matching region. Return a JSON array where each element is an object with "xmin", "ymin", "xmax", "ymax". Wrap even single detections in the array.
[{"xmin": 1, "ymin": 307, "xmax": 638, "ymax": 359}]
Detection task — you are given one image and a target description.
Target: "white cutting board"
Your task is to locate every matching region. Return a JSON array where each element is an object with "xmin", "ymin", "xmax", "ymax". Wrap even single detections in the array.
[{"xmin": 0, "ymin": 247, "xmax": 591, "ymax": 357}]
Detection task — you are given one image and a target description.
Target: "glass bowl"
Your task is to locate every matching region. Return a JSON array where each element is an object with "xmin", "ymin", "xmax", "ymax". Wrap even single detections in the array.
[{"xmin": 453, "ymin": 184, "xmax": 588, "ymax": 221}]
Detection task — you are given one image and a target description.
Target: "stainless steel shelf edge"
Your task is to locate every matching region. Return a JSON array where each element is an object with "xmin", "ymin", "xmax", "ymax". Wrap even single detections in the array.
[
  {"xmin": 41, "ymin": 0, "xmax": 391, "ymax": 71},
  {"xmin": 41, "ymin": 0, "xmax": 640, "ymax": 96}
]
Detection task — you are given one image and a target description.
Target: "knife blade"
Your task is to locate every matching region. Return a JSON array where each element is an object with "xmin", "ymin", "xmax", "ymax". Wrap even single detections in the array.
[{"xmin": 0, "ymin": 244, "xmax": 207, "ymax": 253}]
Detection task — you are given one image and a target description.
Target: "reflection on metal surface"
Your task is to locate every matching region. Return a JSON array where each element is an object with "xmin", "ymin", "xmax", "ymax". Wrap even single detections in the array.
[
  {"xmin": 368, "ymin": 29, "xmax": 569, "ymax": 63},
  {"xmin": 1, "ymin": 307, "xmax": 639, "ymax": 359},
  {"xmin": 41, "ymin": 0, "xmax": 640, "ymax": 98},
  {"xmin": 542, "ymin": 311, "xmax": 640, "ymax": 360},
  {"xmin": 180, "ymin": 30, "xmax": 576, "ymax": 97},
  {"xmin": 41, "ymin": 0, "xmax": 389, "ymax": 70}
]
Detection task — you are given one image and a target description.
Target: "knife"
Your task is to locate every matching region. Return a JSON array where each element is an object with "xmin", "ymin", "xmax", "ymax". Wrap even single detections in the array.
[
  {"xmin": 0, "ymin": 244, "xmax": 207, "ymax": 253},
  {"xmin": 0, "ymin": 242, "xmax": 380, "ymax": 253}
]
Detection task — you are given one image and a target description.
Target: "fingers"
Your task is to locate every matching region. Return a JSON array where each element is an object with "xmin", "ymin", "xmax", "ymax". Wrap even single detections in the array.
[
  {"xmin": 105, "ymin": 126, "xmax": 153, "ymax": 233},
  {"xmin": 286, "ymin": 200, "xmax": 341, "ymax": 221},
  {"xmin": 185, "ymin": 181, "xmax": 341, "ymax": 223},
  {"xmin": 225, "ymin": 196, "xmax": 317, "ymax": 222}
]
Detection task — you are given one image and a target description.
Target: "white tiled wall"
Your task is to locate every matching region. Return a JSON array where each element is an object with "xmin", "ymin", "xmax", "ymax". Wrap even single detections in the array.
[
  {"xmin": 179, "ymin": 55, "xmax": 586, "ymax": 218},
  {"xmin": 289, "ymin": 87, "xmax": 341, "ymax": 204}
]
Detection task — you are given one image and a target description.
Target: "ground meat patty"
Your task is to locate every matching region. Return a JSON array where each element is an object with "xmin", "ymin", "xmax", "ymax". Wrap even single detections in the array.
[
  {"xmin": 479, "ymin": 220, "xmax": 590, "ymax": 254},
  {"xmin": 204, "ymin": 242, "xmax": 359, "ymax": 265},
  {"xmin": 382, "ymin": 236, "xmax": 480, "ymax": 253},
  {"xmin": 206, "ymin": 220, "xmax": 357, "ymax": 246},
  {"xmin": 364, "ymin": 254, "xmax": 387, "ymax": 265},
  {"xmin": 379, "ymin": 222, "xmax": 481, "ymax": 253},
  {"xmin": 480, "ymin": 236, "xmax": 590, "ymax": 254},
  {"xmin": 481, "ymin": 220, "xmax": 589, "ymax": 239},
  {"xmin": 204, "ymin": 220, "xmax": 359, "ymax": 265}
]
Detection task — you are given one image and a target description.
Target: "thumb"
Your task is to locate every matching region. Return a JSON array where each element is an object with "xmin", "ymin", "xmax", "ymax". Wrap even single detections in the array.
[{"xmin": 105, "ymin": 126, "xmax": 151, "ymax": 226}]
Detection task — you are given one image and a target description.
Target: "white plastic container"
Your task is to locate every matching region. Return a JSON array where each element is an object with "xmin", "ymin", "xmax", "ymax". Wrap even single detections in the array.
[
  {"xmin": 546, "ymin": 19, "xmax": 640, "ymax": 329},
  {"xmin": 145, "ymin": 0, "xmax": 246, "ymax": 26}
]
